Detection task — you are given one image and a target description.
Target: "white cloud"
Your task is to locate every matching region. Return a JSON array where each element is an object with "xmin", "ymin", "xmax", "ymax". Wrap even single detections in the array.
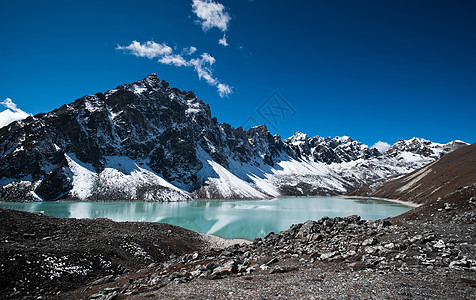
[
  {"xmin": 199, "ymin": 53, "xmax": 216, "ymax": 65},
  {"xmin": 190, "ymin": 53, "xmax": 219, "ymax": 87},
  {"xmin": 117, "ymin": 41, "xmax": 232, "ymax": 97},
  {"xmin": 192, "ymin": 0, "xmax": 231, "ymax": 32},
  {"xmin": 184, "ymin": 46, "xmax": 197, "ymax": 55},
  {"xmin": 159, "ymin": 54, "xmax": 189, "ymax": 67},
  {"xmin": 1, "ymin": 98, "xmax": 19, "ymax": 111},
  {"xmin": 0, "ymin": 98, "xmax": 31, "ymax": 128},
  {"xmin": 217, "ymin": 83, "xmax": 232, "ymax": 97},
  {"xmin": 116, "ymin": 40, "xmax": 172, "ymax": 59},
  {"xmin": 371, "ymin": 141, "xmax": 391, "ymax": 153},
  {"xmin": 218, "ymin": 34, "xmax": 229, "ymax": 46}
]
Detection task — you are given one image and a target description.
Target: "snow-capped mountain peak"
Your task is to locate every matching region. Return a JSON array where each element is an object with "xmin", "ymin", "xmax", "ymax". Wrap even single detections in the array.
[
  {"xmin": 0, "ymin": 74, "xmax": 468, "ymax": 202},
  {"xmin": 286, "ymin": 131, "xmax": 308, "ymax": 144},
  {"xmin": 385, "ymin": 137, "xmax": 467, "ymax": 159}
]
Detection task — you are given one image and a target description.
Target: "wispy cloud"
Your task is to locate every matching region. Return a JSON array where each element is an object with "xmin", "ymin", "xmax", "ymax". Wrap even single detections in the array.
[
  {"xmin": 0, "ymin": 98, "xmax": 31, "ymax": 128},
  {"xmin": 159, "ymin": 54, "xmax": 189, "ymax": 67},
  {"xmin": 117, "ymin": 41, "xmax": 232, "ymax": 97},
  {"xmin": 218, "ymin": 34, "xmax": 229, "ymax": 46},
  {"xmin": 192, "ymin": 0, "xmax": 231, "ymax": 46},
  {"xmin": 116, "ymin": 41, "xmax": 172, "ymax": 59},
  {"xmin": 217, "ymin": 83, "xmax": 232, "ymax": 98},
  {"xmin": 184, "ymin": 46, "xmax": 197, "ymax": 55},
  {"xmin": 190, "ymin": 53, "xmax": 219, "ymax": 86},
  {"xmin": 371, "ymin": 141, "xmax": 391, "ymax": 153}
]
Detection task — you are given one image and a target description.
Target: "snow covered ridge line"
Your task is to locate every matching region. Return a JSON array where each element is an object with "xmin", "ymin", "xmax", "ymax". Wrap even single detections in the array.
[{"xmin": 0, "ymin": 74, "xmax": 469, "ymax": 202}]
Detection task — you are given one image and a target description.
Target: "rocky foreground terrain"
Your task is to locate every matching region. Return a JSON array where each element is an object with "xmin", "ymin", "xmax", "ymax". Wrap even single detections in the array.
[
  {"xmin": 1, "ymin": 181, "xmax": 474, "ymax": 299},
  {"xmin": 0, "ymin": 208, "xmax": 213, "ymax": 299}
]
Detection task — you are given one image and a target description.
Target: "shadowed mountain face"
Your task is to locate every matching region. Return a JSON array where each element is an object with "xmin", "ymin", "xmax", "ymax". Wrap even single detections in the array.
[
  {"xmin": 0, "ymin": 75, "xmax": 468, "ymax": 201},
  {"xmin": 369, "ymin": 143, "xmax": 476, "ymax": 204}
]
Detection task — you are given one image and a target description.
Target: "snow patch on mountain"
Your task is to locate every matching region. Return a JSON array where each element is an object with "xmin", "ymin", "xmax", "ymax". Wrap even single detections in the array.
[
  {"xmin": 102, "ymin": 156, "xmax": 189, "ymax": 196},
  {"xmin": 65, "ymin": 154, "xmax": 96, "ymax": 199},
  {"xmin": 396, "ymin": 165, "xmax": 433, "ymax": 193},
  {"xmin": 129, "ymin": 83, "xmax": 148, "ymax": 95},
  {"xmin": 64, "ymin": 154, "xmax": 190, "ymax": 201},
  {"xmin": 205, "ymin": 159, "xmax": 267, "ymax": 199},
  {"xmin": 194, "ymin": 147, "xmax": 267, "ymax": 199}
]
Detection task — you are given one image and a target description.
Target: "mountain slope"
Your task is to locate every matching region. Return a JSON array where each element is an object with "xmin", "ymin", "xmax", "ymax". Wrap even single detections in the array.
[
  {"xmin": 0, "ymin": 75, "xmax": 468, "ymax": 201},
  {"xmin": 369, "ymin": 142, "xmax": 476, "ymax": 204}
]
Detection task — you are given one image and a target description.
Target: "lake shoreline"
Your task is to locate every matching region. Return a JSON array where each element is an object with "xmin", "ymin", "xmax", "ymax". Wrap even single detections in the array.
[{"xmin": 340, "ymin": 195, "xmax": 421, "ymax": 208}]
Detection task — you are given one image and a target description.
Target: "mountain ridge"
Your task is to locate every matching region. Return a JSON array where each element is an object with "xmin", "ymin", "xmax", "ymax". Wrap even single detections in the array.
[
  {"xmin": 0, "ymin": 74, "xmax": 468, "ymax": 201},
  {"xmin": 366, "ymin": 142, "xmax": 476, "ymax": 204}
]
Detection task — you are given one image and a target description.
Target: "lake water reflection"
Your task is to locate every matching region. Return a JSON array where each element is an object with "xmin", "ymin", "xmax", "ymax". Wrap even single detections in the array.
[{"xmin": 0, "ymin": 197, "xmax": 412, "ymax": 240}]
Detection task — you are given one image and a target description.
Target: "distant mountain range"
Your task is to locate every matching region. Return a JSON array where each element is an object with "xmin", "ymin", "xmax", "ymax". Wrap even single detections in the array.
[
  {"xmin": 365, "ymin": 142, "xmax": 476, "ymax": 204},
  {"xmin": 0, "ymin": 74, "xmax": 468, "ymax": 201}
]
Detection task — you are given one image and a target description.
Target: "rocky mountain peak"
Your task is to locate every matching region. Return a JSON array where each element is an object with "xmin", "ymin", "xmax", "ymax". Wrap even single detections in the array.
[
  {"xmin": 246, "ymin": 124, "xmax": 270, "ymax": 136},
  {"xmin": 285, "ymin": 131, "xmax": 308, "ymax": 145},
  {"xmin": 385, "ymin": 137, "xmax": 468, "ymax": 159},
  {"xmin": 0, "ymin": 75, "xmax": 469, "ymax": 202}
]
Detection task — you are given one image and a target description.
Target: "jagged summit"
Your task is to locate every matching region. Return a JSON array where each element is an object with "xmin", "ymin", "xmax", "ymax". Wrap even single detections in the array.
[
  {"xmin": 0, "ymin": 75, "xmax": 468, "ymax": 202},
  {"xmin": 285, "ymin": 131, "xmax": 308, "ymax": 145},
  {"xmin": 385, "ymin": 137, "xmax": 467, "ymax": 159}
]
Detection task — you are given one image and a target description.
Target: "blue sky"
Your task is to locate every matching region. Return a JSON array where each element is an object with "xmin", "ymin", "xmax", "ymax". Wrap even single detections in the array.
[{"xmin": 1, "ymin": 0, "xmax": 475, "ymax": 147}]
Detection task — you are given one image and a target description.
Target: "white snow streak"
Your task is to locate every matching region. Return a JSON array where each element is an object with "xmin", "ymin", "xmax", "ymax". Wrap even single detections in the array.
[{"xmin": 64, "ymin": 154, "xmax": 97, "ymax": 199}]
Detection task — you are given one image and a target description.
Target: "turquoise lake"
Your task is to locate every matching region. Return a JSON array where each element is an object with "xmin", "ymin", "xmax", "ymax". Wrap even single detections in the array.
[{"xmin": 0, "ymin": 197, "xmax": 412, "ymax": 240}]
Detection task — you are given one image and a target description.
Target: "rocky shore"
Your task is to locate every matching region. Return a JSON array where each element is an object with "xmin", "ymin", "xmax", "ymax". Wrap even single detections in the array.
[
  {"xmin": 68, "ymin": 185, "xmax": 476, "ymax": 299},
  {"xmin": 0, "ymin": 209, "xmax": 210, "ymax": 299},
  {"xmin": 1, "ymin": 185, "xmax": 474, "ymax": 299}
]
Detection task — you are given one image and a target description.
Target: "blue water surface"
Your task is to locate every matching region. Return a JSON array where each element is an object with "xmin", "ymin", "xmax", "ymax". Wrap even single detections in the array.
[{"xmin": 0, "ymin": 197, "xmax": 412, "ymax": 240}]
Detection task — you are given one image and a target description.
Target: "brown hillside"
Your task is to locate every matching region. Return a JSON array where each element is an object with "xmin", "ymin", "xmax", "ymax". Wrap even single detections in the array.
[{"xmin": 370, "ymin": 142, "xmax": 476, "ymax": 204}]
